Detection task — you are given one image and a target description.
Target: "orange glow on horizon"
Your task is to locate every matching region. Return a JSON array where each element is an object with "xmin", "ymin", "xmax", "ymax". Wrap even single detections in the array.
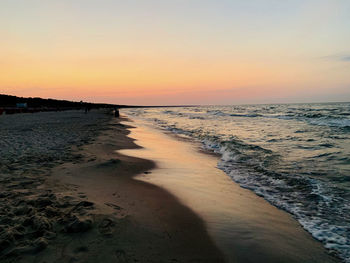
[{"xmin": 1, "ymin": 1, "xmax": 349, "ymax": 105}]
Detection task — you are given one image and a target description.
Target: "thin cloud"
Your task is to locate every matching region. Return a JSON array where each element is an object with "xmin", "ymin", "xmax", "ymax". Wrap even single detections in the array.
[
  {"xmin": 320, "ymin": 53, "xmax": 350, "ymax": 62},
  {"xmin": 340, "ymin": 56, "xmax": 350, "ymax": 62}
]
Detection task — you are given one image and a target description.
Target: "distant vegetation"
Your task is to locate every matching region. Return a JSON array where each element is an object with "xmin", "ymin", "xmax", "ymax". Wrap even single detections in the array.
[
  {"xmin": 0, "ymin": 94, "xmax": 132, "ymax": 115},
  {"xmin": 0, "ymin": 94, "xmax": 194, "ymax": 115},
  {"xmin": 0, "ymin": 94, "xmax": 119, "ymax": 109}
]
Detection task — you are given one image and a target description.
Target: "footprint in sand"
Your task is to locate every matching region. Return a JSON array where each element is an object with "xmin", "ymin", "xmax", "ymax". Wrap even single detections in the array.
[
  {"xmin": 98, "ymin": 218, "xmax": 115, "ymax": 236},
  {"xmin": 105, "ymin": 203, "xmax": 122, "ymax": 210}
]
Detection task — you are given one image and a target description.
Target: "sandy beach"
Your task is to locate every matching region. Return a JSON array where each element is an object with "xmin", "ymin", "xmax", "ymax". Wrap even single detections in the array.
[
  {"xmin": 0, "ymin": 110, "xmax": 341, "ymax": 262},
  {"xmin": 0, "ymin": 111, "xmax": 223, "ymax": 262},
  {"xmin": 2, "ymin": 1, "xmax": 349, "ymax": 261}
]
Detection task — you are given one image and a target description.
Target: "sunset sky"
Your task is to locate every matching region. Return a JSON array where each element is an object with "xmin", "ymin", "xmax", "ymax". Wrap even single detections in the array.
[{"xmin": 1, "ymin": 0, "xmax": 349, "ymax": 105}]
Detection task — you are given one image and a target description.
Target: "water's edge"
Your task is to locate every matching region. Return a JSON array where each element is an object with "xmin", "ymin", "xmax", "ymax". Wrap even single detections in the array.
[{"xmin": 125, "ymin": 104, "xmax": 350, "ymax": 262}]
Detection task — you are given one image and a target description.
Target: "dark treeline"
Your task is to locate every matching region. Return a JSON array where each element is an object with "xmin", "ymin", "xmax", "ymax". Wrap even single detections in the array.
[
  {"xmin": 0, "ymin": 94, "xmax": 196, "ymax": 109},
  {"xmin": 0, "ymin": 94, "xmax": 196, "ymax": 116},
  {"xmin": 0, "ymin": 94, "xmax": 120, "ymax": 109}
]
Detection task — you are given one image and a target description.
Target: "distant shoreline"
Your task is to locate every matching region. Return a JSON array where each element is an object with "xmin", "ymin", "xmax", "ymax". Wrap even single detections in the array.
[
  {"xmin": 0, "ymin": 94, "xmax": 199, "ymax": 116},
  {"xmin": 2, "ymin": 94, "xmax": 349, "ymax": 113}
]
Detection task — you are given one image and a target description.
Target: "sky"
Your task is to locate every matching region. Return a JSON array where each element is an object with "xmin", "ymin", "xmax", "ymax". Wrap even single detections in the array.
[{"xmin": 1, "ymin": 0, "xmax": 350, "ymax": 105}]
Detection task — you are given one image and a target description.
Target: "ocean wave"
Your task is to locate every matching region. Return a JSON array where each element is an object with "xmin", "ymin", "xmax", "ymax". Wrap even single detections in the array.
[
  {"xmin": 157, "ymin": 106, "xmax": 350, "ymax": 130},
  {"xmin": 150, "ymin": 121, "xmax": 350, "ymax": 262},
  {"xmin": 309, "ymin": 118, "xmax": 350, "ymax": 128},
  {"xmin": 126, "ymin": 104, "xmax": 350, "ymax": 262},
  {"xmin": 206, "ymin": 138, "xmax": 350, "ymax": 262},
  {"xmin": 203, "ymin": 109, "xmax": 350, "ymax": 129},
  {"xmin": 230, "ymin": 113, "xmax": 262, "ymax": 117}
]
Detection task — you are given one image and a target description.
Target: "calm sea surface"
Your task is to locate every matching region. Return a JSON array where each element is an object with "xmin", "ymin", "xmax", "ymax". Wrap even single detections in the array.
[{"xmin": 126, "ymin": 103, "xmax": 350, "ymax": 262}]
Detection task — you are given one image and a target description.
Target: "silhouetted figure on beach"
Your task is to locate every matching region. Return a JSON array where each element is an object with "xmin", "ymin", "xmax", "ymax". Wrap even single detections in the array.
[
  {"xmin": 114, "ymin": 108, "xmax": 120, "ymax": 118},
  {"xmin": 85, "ymin": 105, "xmax": 91, "ymax": 114}
]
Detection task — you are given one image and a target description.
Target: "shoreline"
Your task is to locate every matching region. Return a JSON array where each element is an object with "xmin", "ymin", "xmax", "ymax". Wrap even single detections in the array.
[
  {"xmin": 0, "ymin": 111, "xmax": 223, "ymax": 262},
  {"xmin": 119, "ymin": 115, "xmax": 341, "ymax": 263},
  {"xmin": 41, "ymin": 116, "xmax": 224, "ymax": 262},
  {"xmin": 0, "ymin": 111, "xmax": 341, "ymax": 262}
]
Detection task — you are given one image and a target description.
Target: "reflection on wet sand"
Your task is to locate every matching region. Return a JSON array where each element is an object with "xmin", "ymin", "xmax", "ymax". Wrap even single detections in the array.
[{"xmin": 120, "ymin": 118, "xmax": 339, "ymax": 263}]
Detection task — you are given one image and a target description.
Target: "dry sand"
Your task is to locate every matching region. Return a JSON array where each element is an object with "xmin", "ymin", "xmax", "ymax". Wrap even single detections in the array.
[{"xmin": 0, "ymin": 110, "xmax": 111, "ymax": 262}]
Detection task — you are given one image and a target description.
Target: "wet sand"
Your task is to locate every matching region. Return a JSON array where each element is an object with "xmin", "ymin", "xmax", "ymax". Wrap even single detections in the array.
[
  {"xmin": 46, "ymin": 117, "xmax": 224, "ymax": 262},
  {"xmin": 119, "ymin": 117, "xmax": 340, "ymax": 263}
]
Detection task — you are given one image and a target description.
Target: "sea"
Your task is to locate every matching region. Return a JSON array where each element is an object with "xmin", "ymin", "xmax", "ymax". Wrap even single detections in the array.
[{"xmin": 125, "ymin": 103, "xmax": 350, "ymax": 262}]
